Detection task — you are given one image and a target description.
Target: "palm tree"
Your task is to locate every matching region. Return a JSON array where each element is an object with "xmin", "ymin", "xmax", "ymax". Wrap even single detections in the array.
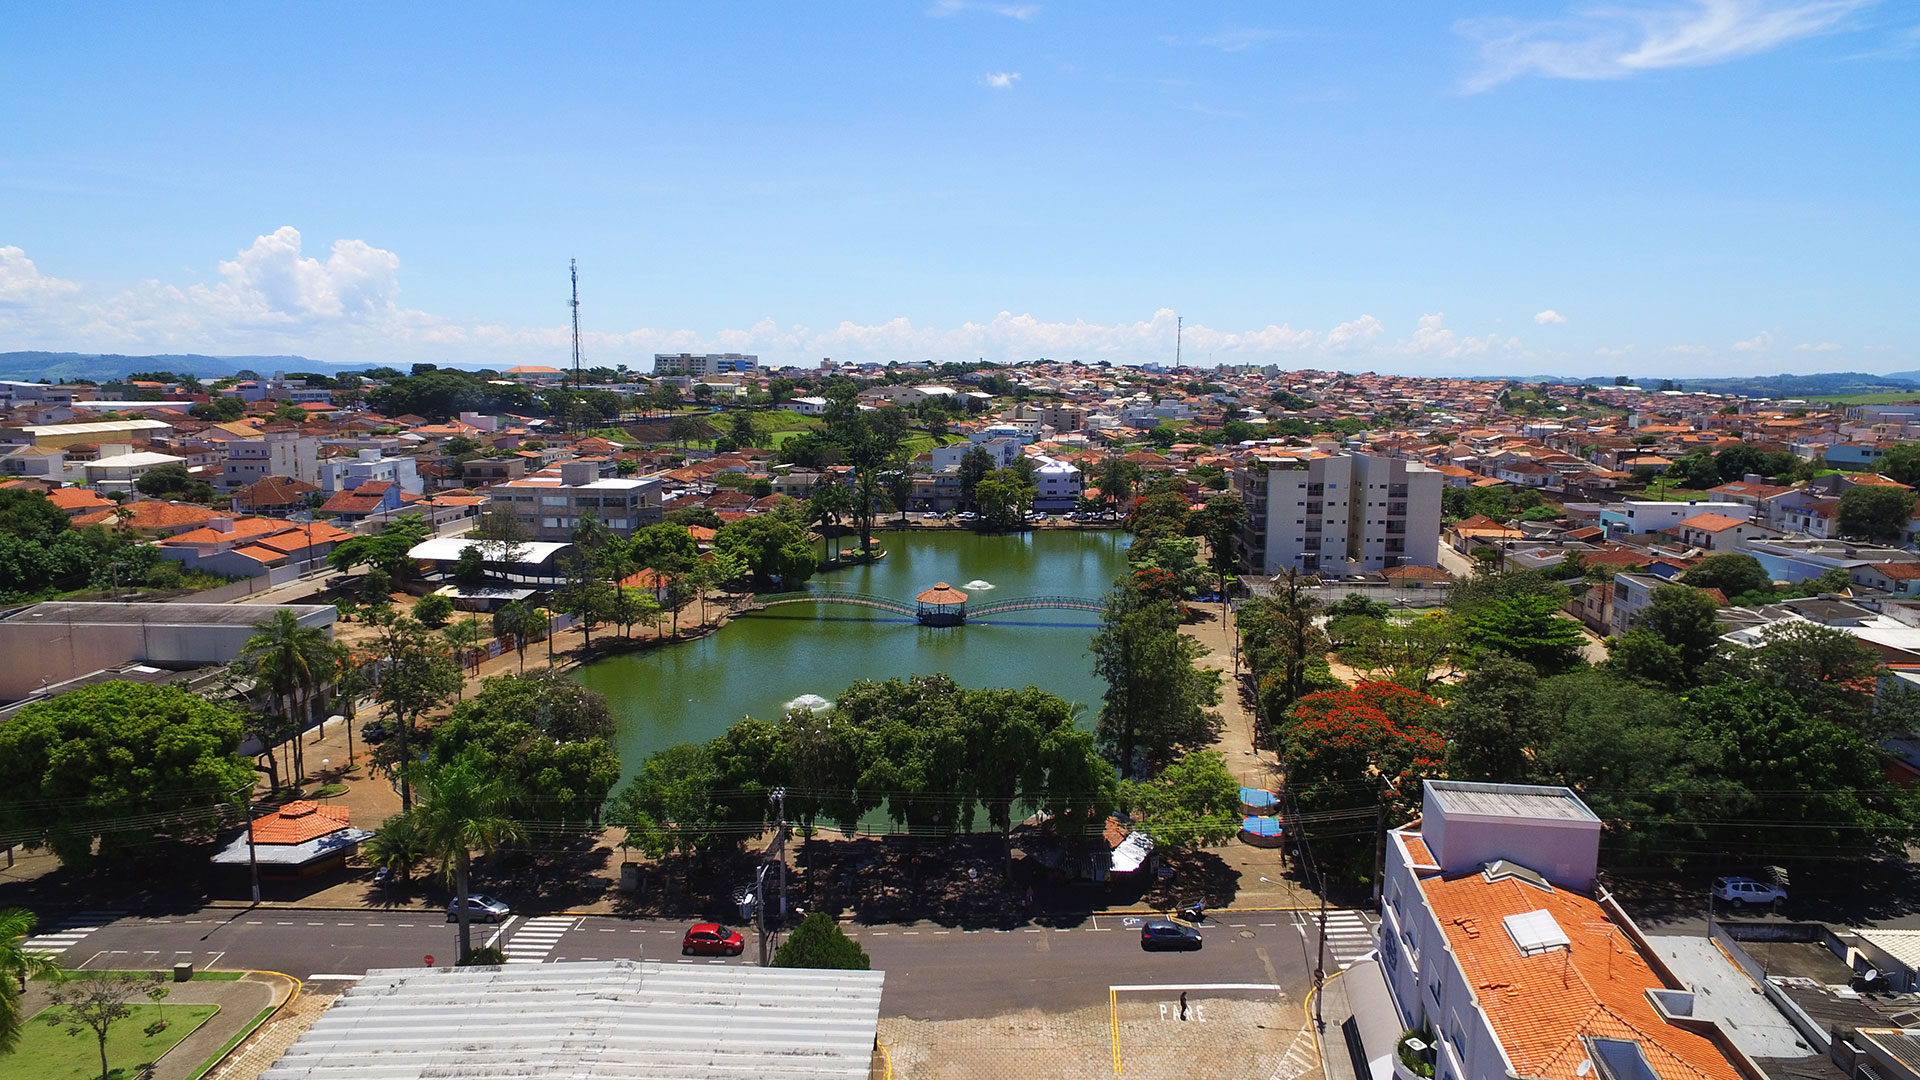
[
  {"xmin": 0, "ymin": 908, "xmax": 59, "ymax": 1054},
  {"xmin": 808, "ymin": 481, "xmax": 851, "ymax": 566},
  {"xmin": 412, "ymin": 760, "xmax": 523, "ymax": 962},
  {"xmin": 441, "ymin": 617, "xmax": 487, "ymax": 693},
  {"xmin": 234, "ymin": 609, "xmax": 337, "ymax": 790}
]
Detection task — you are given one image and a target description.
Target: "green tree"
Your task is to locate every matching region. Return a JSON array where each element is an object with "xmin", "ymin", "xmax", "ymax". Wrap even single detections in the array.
[
  {"xmin": 1097, "ymin": 455, "xmax": 1140, "ymax": 511},
  {"xmin": 132, "ymin": 461, "xmax": 196, "ymax": 497},
  {"xmin": 1236, "ymin": 571, "xmax": 1330, "ymax": 718},
  {"xmin": 973, "ymin": 468, "xmax": 1036, "ymax": 530},
  {"xmin": 1458, "ymin": 593, "xmax": 1585, "ymax": 675},
  {"xmin": 327, "ymin": 514, "xmax": 430, "ymax": 581},
  {"xmin": 612, "ymin": 742, "xmax": 724, "ymax": 863},
  {"xmin": 1606, "ymin": 586, "xmax": 1722, "ymax": 689},
  {"xmin": 1091, "ymin": 574, "xmax": 1222, "ymax": 774},
  {"xmin": 957, "ymin": 445, "xmax": 995, "ymax": 508},
  {"xmin": 232, "ymin": 608, "xmax": 338, "ymax": 792},
  {"xmin": 1681, "ymin": 553, "xmax": 1773, "ymax": 600},
  {"xmin": 363, "ymin": 809, "xmax": 427, "ymax": 886},
  {"xmin": 0, "ymin": 909, "xmax": 60, "ymax": 1054},
  {"xmin": 414, "ymin": 591, "xmax": 455, "ymax": 628},
  {"xmin": 713, "ymin": 508, "xmax": 815, "ymax": 588},
  {"xmin": 1740, "ymin": 620, "xmax": 1890, "ymax": 737},
  {"xmin": 1336, "ymin": 613, "xmax": 1459, "ymax": 691},
  {"xmin": 492, "ymin": 600, "xmax": 542, "ymax": 672},
  {"xmin": 1442, "ymin": 656, "xmax": 1541, "ymax": 783},
  {"xmin": 408, "ymin": 759, "xmax": 524, "ymax": 961},
  {"xmin": 1878, "ymin": 442, "xmax": 1920, "ymax": 488},
  {"xmin": 368, "ymin": 612, "xmax": 463, "ymax": 811},
  {"xmin": 772, "ymin": 911, "xmax": 871, "ymax": 970},
  {"xmin": 555, "ymin": 554, "xmax": 614, "ymax": 650},
  {"xmin": 1191, "ymin": 493, "xmax": 1245, "ymax": 596},
  {"xmin": 451, "ymin": 545, "xmax": 488, "ymax": 589},
  {"xmin": 1327, "ymin": 593, "xmax": 1391, "ymax": 620},
  {"xmin": 43, "ymin": 970, "xmax": 169, "ymax": 1080},
  {"xmin": 1839, "ymin": 484, "xmax": 1916, "ymax": 542},
  {"xmin": 0, "ymin": 683, "xmax": 251, "ymax": 869},
  {"xmin": 1117, "ymin": 749, "xmax": 1241, "ymax": 851}
]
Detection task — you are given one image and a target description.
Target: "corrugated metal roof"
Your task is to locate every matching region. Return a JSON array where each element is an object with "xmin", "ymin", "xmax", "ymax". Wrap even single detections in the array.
[
  {"xmin": 1856, "ymin": 929, "xmax": 1920, "ymax": 971},
  {"xmin": 1429, "ymin": 780, "xmax": 1600, "ymax": 822},
  {"xmin": 259, "ymin": 960, "xmax": 884, "ymax": 1079}
]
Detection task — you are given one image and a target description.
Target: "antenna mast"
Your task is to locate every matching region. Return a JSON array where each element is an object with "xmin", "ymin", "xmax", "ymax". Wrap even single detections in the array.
[
  {"xmin": 1176, "ymin": 315, "xmax": 1182, "ymax": 368},
  {"xmin": 569, "ymin": 259, "xmax": 582, "ymax": 392}
]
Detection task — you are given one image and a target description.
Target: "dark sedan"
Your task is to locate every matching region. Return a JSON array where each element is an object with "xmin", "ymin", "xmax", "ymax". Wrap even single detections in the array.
[{"xmin": 1139, "ymin": 919, "xmax": 1203, "ymax": 952}]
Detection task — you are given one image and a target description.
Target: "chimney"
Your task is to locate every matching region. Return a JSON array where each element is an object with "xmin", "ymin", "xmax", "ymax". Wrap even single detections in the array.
[
  {"xmin": 558, "ymin": 461, "xmax": 597, "ymax": 487},
  {"xmin": 210, "ymin": 517, "xmax": 235, "ymax": 533}
]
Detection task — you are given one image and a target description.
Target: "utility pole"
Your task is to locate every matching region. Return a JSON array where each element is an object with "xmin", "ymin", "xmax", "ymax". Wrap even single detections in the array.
[
  {"xmin": 1315, "ymin": 886, "xmax": 1328, "ymax": 1031},
  {"xmin": 1175, "ymin": 315, "xmax": 1182, "ymax": 368},
  {"xmin": 772, "ymin": 787, "xmax": 789, "ymax": 924},
  {"xmin": 1373, "ymin": 776, "xmax": 1392, "ymax": 908}
]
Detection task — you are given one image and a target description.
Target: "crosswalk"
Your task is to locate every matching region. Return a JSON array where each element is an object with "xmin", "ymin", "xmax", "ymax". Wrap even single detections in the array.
[
  {"xmin": 501, "ymin": 915, "xmax": 577, "ymax": 964},
  {"xmin": 23, "ymin": 910, "xmax": 124, "ymax": 956},
  {"xmin": 1300, "ymin": 909, "xmax": 1376, "ymax": 971}
]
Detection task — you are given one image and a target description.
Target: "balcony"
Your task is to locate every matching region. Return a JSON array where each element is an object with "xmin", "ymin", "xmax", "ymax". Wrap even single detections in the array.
[
  {"xmin": 1388, "ymin": 502, "xmax": 1407, "ymax": 516},
  {"xmin": 1306, "ymin": 502, "xmax": 1323, "ymax": 515},
  {"xmin": 1387, "ymin": 485, "xmax": 1409, "ymax": 499},
  {"xmin": 1385, "ymin": 522, "xmax": 1406, "ymax": 535},
  {"xmin": 1306, "ymin": 484, "xmax": 1325, "ymax": 497}
]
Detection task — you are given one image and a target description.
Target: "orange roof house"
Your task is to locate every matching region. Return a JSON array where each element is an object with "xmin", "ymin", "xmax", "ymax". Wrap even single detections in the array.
[
  {"xmin": 1379, "ymin": 781, "xmax": 1755, "ymax": 1080},
  {"xmin": 211, "ymin": 800, "xmax": 371, "ymax": 879}
]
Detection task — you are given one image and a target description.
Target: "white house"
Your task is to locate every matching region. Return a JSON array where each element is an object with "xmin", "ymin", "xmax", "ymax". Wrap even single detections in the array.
[
  {"xmin": 1030, "ymin": 455, "xmax": 1083, "ymax": 511},
  {"xmin": 784, "ymin": 396, "xmax": 830, "ymax": 417}
]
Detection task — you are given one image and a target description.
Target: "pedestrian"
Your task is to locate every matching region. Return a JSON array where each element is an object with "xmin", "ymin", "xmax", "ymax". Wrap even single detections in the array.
[
  {"xmin": 1024, "ymin": 884, "xmax": 1034, "ymax": 909},
  {"xmin": 1179, "ymin": 991, "xmax": 1188, "ymax": 1021}
]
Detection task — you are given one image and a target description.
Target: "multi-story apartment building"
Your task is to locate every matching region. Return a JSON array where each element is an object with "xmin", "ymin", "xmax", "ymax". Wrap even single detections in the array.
[
  {"xmin": 1378, "ymin": 781, "xmax": 1754, "ymax": 1080},
  {"xmin": 1233, "ymin": 451, "xmax": 1441, "ymax": 576},
  {"xmin": 485, "ymin": 461, "xmax": 663, "ymax": 541},
  {"xmin": 319, "ymin": 448, "xmax": 422, "ymax": 496},
  {"xmin": 652, "ymin": 353, "xmax": 760, "ymax": 377},
  {"xmin": 1030, "ymin": 455, "xmax": 1083, "ymax": 511},
  {"xmin": 219, "ymin": 429, "xmax": 319, "ymax": 489}
]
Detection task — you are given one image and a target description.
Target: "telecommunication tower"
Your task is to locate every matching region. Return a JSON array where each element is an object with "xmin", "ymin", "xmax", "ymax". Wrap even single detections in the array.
[{"xmin": 569, "ymin": 259, "xmax": 582, "ymax": 391}]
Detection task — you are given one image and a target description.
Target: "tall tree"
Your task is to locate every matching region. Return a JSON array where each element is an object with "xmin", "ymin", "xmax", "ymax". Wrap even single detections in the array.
[
  {"xmin": 369, "ymin": 612, "xmax": 463, "ymax": 812},
  {"xmin": 232, "ymin": 609, "xmax": 338, "ymax": 791},
  {"xmin": 1607, "ymin": 586, "xmax": 1722, "ymax": 689},
  {"xmin": 1838, "ymin": 484, "xmax": 1917, "ymax": 543},
  {"xmin": 408, "ymin": 759, "xmax": 524, "ymax": 961},
  {"xmin": 0, "ymin": 909, "xmax": 59, "ymax": 1055},
  {"xmin": 1091, "ymin": 574, "xmax": 1223, "ymax": 775},
  {"xmin": 772, "ymin": 911, "xmax": 870, "ymax": 970},
  {"xmin": 1118, "ymin": 749, "xmax": 1241, "ymax": 851},
  {"xmin": 43, "ymin": 971, "xmax": 169, "ymax": 1080}
]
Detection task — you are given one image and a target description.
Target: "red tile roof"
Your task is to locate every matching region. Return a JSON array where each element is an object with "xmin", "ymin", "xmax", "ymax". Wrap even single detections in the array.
[
  {"xmin": 72, "ymin": 501, "xmax": 223, "ymax": 531},
  {"xmin": 1420, "ymin": 873, "xmax": 1741, "ymax": 1080},
  {"xmin": 249, "ymin": 801, "xmax": 352, "ymax": 845},
  {"xmin": 1676, "ymin": 513, "xmax": 1748, "ymax": 533},
  {"xmin": 44, "ymin": 487, "xmax": 114, "ymax": 512}
]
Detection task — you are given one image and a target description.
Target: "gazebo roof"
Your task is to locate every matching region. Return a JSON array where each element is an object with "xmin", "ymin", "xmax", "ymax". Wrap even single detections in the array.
[{"xmin": 915, "ymin": 582, "xmax": 969, "ymax": 605}]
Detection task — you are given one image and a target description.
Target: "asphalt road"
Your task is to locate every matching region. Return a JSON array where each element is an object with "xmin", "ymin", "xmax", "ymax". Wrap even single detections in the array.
[{"xmin": 53, "ymin": 906, "xmax": 1354, "ymax": 1020}]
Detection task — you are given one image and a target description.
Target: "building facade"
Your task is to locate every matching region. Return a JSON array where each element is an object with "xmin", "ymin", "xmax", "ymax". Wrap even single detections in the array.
[
  {"xmin": 652, "ymin": 353, "xmax": 760, "ymax": 377},
  {"xmin": 486, "ymin": 461, "xmax": 664, "ymax": 541},
  {"xmin": 1234, "ymin": 452, "xmax": 1442, "ymax": 576}
]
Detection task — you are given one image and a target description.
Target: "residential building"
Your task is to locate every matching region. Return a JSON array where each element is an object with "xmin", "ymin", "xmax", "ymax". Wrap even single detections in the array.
[
  {"xmin": 1603, "ymin": 501, "xmax": 1753, "ymax": 536},
  {"xmin": 931, "ymin": 438, "xmax": 1022, "ymax": 470},
  {"xmin": 1030, "ymin": 455, "xmax": 1083, "ymax": 511},
  {"xmin": 1610, "ymin": 572, "xmax": 1674, "ymax": 635},
  {"xmin": 486, "ymin": 460, "xmax": 664, "ymax": 541},
  {"xmin": 82, "ymin": 450, "xmax": 188, "ymax": 492},
  {"xmin": 319, "ymin": 447, "xmax": 422, "ymax": 495},
  {"xmin": 1673, "ymin": 513, "xmax": 1775, "ymax": 552},
  {"xmin": 219, "ymin": 429, "xmax": 319, "ymax": 489},
  {"xmin": 1234, "ymin": 451, "xmax": 1441, "ymax": 576},
  {"xmin": 318, "ymin": 480, "xmax": 406, "ymax": 521},
  {"xmin": 502, "ymin": 365, "xmax": 568, "ymax": 383},
  {"xmin": 652, "ymin": 352, "xmax": 760, "ymax": 376},
  {"xmin": 784, "ymin": 396, "xmax": 830, "ymax": 416},
  {"xmin": 1379, "ymin": 780, "xmax": 1753, "ymax": 1080}
]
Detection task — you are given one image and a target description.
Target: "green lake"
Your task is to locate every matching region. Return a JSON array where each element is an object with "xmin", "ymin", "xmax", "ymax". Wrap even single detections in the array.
[{"xmin": 575, "ymin": 528, "xmax": 1130, "ymax": 780}]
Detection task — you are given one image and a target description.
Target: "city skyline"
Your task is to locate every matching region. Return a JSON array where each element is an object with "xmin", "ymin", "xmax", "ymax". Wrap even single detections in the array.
[{"xmin": 2, "ymin": 2, "xmax": 1915, "ymax": 374}]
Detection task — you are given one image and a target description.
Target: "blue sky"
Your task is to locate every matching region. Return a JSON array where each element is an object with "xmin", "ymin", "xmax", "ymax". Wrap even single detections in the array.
[{"xmin": 1, "ymin": 1, "xmax": 1915, "ymax": 374}]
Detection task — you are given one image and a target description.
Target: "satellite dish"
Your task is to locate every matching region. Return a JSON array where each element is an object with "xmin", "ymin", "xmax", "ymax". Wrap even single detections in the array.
[{"xmin": 1577, "ymin": 1061, "xmax": 1593, "ymax": 1077}]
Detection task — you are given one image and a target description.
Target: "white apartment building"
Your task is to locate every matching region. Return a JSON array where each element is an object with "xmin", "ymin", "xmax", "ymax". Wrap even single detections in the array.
[
  {"xmin": 219, "ymin": 430, "xmax": 320, "ymax": 489},
  {"xmin": 1234, "ymin": 452, "xmax": 1442, "ymax": 576},
  {"xmin": 486, "ymin": 461, "xmax": 663, "ymax": 542},
  {"xmin": 319, "ymin": 448, "xmax": 422, "ymax": 496},
  {"xmin": 930, "ymin": 438, "xmax": 1023, "ymax": 470},
  {"xmin": 652, "ymin": 353, "xmax": 760, "ymax": 377},
  {"xmin": 1604, "ymin": 500, "xmax": 1753, "ymax": 535},
  {"xmin": 1377, "ymin": 781, "xmax": 1752, "ymax": 1080},
  {"xmin": 1030, "ymin": 455, "xmax": 1083, "ymax": 511}
]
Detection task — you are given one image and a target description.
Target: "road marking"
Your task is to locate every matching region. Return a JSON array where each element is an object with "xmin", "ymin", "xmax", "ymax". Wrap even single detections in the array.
[
  {"xmin": 871, "ymin": 932, "xmax": 888, "ymax": 937},
  {"xmin": 396, "ymin": 923, "xmax": 414, "ymax": 928},
  {"xmin": 277, "ymin": 921, "xmax": 293, "ymax": 925},
  {"xmin": 307, "ymin": 921, "xmax": 325, "ymax": 925},
  {"xmin": 630, "ymin": 929, "xmax": 644, "ymax": 933},
  {"xmin": 21, "ymin": 910, "xmax": 125, "ymax": 956},
  {"xmin": 902, "ymin": 931, "xmax": 919, "ymax": 935},
  {"xmin": 483, "ymin": 915, "xmax": 520, "ymax": 949},
  {"xmin": 934, "ymin": 931, "xmax": 950, "ymax": 935},
  {"xmin": 245, "ymin": 920, "xmax": 262, "ymax": 925},
  {"xmin": 599, "ymin": 928, "xmax": 615, "ymax": 933},
  {"xmin": 1259, "ymin": 923, "xmax": 1277, "ymax": 927},
  {"xmin": 1229, "ymin": 923, "xmax": 1247, "ymax": 928},
  {"xmin": 335, "ymin": 922, "xmax": 354, "ymax": 927},
  {"xmin": 1087, "ymin": 928, "xmax": 1113, "ymax": 932},
  {"xmin": 1109, "ymin": 983, "xmax": 1284, "ymax": 992},
  {"xmin": 366, "ymin": 923, "xmax": 385, "ymax": 927},
  {"xmin": 307, "ymin": 974, "xmax": 364, "ymax": 981},
  {"xmin": 1023, "ymin": 928, "xmax": 1041, "ymax": 933},
  {"xmin": 501, "ymin": 915, "xmax": 578, "ymax": 964}
]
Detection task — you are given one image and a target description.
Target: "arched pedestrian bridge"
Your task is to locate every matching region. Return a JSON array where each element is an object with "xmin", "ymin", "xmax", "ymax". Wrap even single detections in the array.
[{"xmin": 751, "ymin": 590, "xmax": 1104, "ymax": 625}]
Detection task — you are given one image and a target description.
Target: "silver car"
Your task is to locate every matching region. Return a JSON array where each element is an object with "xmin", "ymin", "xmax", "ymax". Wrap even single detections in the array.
[{"xmin": 446, "ymin": 894, "xmax": 512, "ymax": 923}]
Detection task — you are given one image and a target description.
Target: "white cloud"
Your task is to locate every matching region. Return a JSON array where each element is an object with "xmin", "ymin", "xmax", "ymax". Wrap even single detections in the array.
[
  {"xmin": 0, "ymin": 246, "xmax": 82, "ymax": 307},
  {"xmin": 1534, "ymin": 309, "xmax": 1567, "ymax": 324},
  {"xmin": 1325, "ymin": 314, "xmax": 1385, "ymax": 348},
  {"xmin": 1794, "ymin": 341, "xmax": 1843, "ymax": 351},
  {"xmin": 1459, "ymin": 0, "xmax": 1875, "ymax": 93},
  {"xmin": 981, "ymin": 71, "xmax": 1021, "ymax": 89},
  {"xmin": 1663, "ymin": 344, "xmax": 1712, "ymax": 355},
  {"xmin": 1194, "ymin": 27, "xmax": 1292, "ymax": 52},
  {"xmin": 1732, "ymin": 330, "xmax": 1777, "ymax": 351},
  {"xmin": 929, "ymin": 0, "xmax": 1038, "ymax": 20},
  {"xmin": 1594, "ymin": 345, "xmax": 1636, "ymax": 356}
]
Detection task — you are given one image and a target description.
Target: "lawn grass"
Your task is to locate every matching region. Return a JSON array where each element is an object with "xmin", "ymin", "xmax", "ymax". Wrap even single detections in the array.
[{"xmin": 10, "ymin": 1003, "xmax": 218, "ymax": 1080}]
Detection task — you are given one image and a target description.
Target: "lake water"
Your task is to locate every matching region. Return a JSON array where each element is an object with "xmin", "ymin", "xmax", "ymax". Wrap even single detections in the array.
[{"xmin": 575, "ymin": 528, "xmax": 1130, "ymax": 780}]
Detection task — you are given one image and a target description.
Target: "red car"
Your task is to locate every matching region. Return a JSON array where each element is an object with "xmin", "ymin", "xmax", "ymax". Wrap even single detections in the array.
[{"xmin": 682, "ymin": 923, "xmax": 745, "ymax": 957}]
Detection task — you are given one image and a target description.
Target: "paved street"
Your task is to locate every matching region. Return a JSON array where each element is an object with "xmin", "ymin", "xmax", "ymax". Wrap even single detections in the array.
[{"xmin": 58, "ymin": 904, "xmax": 1349, "ymax": 1020}]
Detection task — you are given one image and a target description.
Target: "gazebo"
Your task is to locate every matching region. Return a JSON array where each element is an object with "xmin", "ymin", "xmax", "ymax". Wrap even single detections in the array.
[{"xmin": 915, "ymin": 582, "xmax": 969, "ymax": 626}]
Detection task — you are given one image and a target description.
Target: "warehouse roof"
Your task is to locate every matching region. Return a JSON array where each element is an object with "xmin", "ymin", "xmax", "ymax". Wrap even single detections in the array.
[{"xmin": 259, "ymin": 960, "xmax": 885, "ymax": 1079}]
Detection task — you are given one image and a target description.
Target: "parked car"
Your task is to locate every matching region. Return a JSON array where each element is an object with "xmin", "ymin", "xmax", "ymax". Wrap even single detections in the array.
[
  {"xmin": 1140, "ymin": 919, "xmax": 1203, "ymax": 952},
  {"xmin": 446, "ymin": 894, "xmax": 512, "ymax": 923},
  {"xmin": 682, "ymin": 923, "xmax": 745, "ymax": 956},
  {"xmin": 1713, "ymin": 876, "xmax": 1786, "ymax": 910},
  {"xmin": 361, "ymin": 719, "xmax": 392, "ymax": 744}
]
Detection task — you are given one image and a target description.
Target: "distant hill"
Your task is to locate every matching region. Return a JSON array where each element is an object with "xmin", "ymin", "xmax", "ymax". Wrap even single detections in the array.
[
  {"xmin": 0, "ymin": 351, "xmax": 318, "ymax": 383},
  {"xmin": 1653, "ymin": 372, "xmax": 1920, "ymax": 398}
]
